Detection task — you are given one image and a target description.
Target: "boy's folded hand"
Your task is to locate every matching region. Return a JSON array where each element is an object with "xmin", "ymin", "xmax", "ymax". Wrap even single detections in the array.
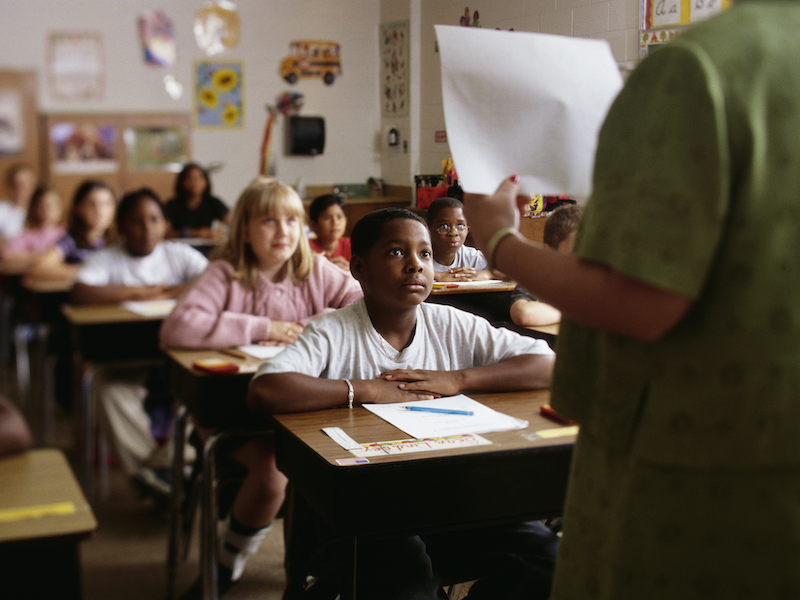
[
  {"xmin": 364, "ymin": 378, "xmax": 437, "ymax": 404},
  {"xmin": 377, "ymin": 369, "xmax": 461, "ymax": 398}
]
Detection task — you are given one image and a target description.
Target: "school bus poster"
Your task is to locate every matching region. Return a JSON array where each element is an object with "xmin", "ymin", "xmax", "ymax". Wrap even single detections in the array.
[{"xmin": 280, "ymin": 40, "xmax": 341, "ymax": 85}]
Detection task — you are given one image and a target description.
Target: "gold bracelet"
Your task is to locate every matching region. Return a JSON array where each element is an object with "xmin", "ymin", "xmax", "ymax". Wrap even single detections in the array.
[
  {"xmin": 486, "ymin": 227, "xmax": 519, "ymax": 271},
  {"xmin": 344, "ymin": 379, "xmax": 354, "ymax": 409}
]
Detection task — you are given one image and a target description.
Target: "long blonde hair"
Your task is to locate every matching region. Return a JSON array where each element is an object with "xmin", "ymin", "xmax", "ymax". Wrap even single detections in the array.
[{"xmin": 214, "ymin": 177, "xmax": 313, "ymax": 288}]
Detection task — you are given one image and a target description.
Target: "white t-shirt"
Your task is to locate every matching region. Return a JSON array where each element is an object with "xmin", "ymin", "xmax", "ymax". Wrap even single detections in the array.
[
  {"xmin": 256, "ymin": 298, "xmax": 553, "ymax": 381},
  {"xmin": 76, "ymin": 240, "xmax": 209, "ymax": 286},
  {"xmin": 433, "ymin": 244, "xmax": 488, "ymax": 272},
  {"xmin": 0, "ymin": 201, "xmax": 26, "ymax": 240}
]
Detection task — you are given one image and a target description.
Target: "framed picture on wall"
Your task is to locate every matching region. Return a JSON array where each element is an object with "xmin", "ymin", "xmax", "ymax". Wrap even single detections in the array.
[
  {"xmin": 124, "ymin": 126, "xmax": 187, "ymax": 171},
  {"xmin": 49, "ymin": 121, "xmax": 117, "ymax": 174},
  {"xmin": 0, "ymin": 89, "xmax": 25, "ymax": 155},
  {"xmin": 194, "ymin": 60, "xmax": 243, "ymax": 127},
  {"xmin": 47, "ymin": 31, "xmax": 105, "ymax": 101}
]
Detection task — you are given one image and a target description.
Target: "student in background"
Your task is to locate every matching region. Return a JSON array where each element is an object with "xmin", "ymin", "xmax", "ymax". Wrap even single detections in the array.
[
  {"xmin": 165, "ymin": 163, "xmax": 229, "ymax": 240},
  {"xmin": 509, "ymin": 204, "xmax": 582, "ymax": 327},
  {"xmin": 161, "ymin": 177, "xmax": 362, "ymax": 600},
  {"xmin": 1, "ymin": 185, "xmax": 66, "ymax": 269},
  {"xmin": 427, "ymin": 196, "xmax": 493, "ymax": 281},
  {"xmin": 0, "ymin": 395, "xmax": 32, "ymax": 456},
  {"xmin": 248, "ymin": 208, "xmax": 557, "ymax": 600},
  {"xmin": 307, "ymin": 193, "xmax": 351, "ymax": 270},
  {"xmin": 71, "ymin": 188, "xmax": 208, "ymax": 500},
  {"xmin": 0, "ymin": 163, "xmax": 37, "ymax": 246},
  {"xmin": 27, "ymin": 180, "xmax": 116, "ymax": 285}
]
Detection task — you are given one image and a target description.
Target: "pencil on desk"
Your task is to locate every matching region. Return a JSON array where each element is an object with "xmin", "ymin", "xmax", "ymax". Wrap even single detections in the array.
[{"xmin": 220, "ymin": 348, "xmax": 250, "ymax": 360}]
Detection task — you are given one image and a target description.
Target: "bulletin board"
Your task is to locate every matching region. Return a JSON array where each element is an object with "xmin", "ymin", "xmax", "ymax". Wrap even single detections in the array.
[
  {"xmin": 40, "ymin": 112, "xmax": 190, "ymax": 204},
  {"xmin": 641, "ymin": 0, "xmax": 731, "ymax": 30},
  {"xmin": 640, "ymin": 0, "xmax": 731, "ymax": 57},
  {"xmin": 0, "ymin": 70, "xmax": 40, "ymax": 186}
]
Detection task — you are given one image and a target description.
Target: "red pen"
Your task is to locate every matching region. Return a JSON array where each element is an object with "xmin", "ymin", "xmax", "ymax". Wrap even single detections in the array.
[{"xmin": 540, "ymin": 404, "xmax": 576, "ymax": 425}]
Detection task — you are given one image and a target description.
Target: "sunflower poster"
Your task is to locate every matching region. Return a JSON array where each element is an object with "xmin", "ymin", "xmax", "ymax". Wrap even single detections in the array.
[{"xmin": 194, "ymin": 61, "xmax": 243, "ymax": 127}]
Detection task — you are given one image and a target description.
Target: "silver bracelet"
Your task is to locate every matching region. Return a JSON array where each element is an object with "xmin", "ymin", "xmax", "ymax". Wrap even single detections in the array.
[{"xmin": 344, "ymin": 378, "xmax": 354, "ymax": 409}]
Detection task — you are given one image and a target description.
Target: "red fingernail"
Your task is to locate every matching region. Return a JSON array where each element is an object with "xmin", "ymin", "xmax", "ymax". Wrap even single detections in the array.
[{"xmin": 510, "ymin": 175, "xmax": 520, "ymax": 184}]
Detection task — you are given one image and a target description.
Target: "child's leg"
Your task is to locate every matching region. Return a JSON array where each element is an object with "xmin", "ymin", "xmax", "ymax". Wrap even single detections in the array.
[
  {"xmin": 220, "ymin": 435, "xmax": 287, "ymax": 581},
  {"xmin": 95, "ymin": 366, "xmax": 154, "ymax": 477}
]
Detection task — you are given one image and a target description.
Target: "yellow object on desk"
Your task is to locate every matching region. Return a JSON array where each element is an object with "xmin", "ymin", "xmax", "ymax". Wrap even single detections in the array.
[{"xmin": 0, "ymin": 501, "xmax": 76, "ymax": 523}]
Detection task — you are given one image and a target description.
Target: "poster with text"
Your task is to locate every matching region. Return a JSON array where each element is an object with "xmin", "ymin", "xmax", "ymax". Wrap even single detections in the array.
[{"xmin": 381, "ymin": 21, "xmax": 409, "ymax": 117}]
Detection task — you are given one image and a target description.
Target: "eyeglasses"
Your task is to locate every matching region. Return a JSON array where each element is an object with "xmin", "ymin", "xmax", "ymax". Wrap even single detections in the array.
[{"xmin": 436, "ymin": 223, "xmax": 469, "ymax": 234}]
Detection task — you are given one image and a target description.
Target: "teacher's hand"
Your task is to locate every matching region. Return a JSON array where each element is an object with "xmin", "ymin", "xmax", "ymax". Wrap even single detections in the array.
[{"xmin": 463, "ymin": 175, "xmax": 528, "ymax": 250}]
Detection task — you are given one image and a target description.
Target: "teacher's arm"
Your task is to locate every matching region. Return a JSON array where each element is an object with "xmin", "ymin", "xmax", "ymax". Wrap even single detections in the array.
[{"xmin": 465, "ymin": 177, "xmax": 692, "ymax": 343}]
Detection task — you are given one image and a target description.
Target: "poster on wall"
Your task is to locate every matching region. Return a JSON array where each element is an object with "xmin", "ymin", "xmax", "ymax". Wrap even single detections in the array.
[
  {"xmin": 47, "ymin": 31, "xmax": 105, "ymax": 101},
  {"xmin": 124, "ymin": 127, "xmax": 187, "ymax": 171},
  {"xmin": 194, "ymin": 61, "xmax": 243, "ymax": 127},
  {"xmin": 0, "ymin": 90, "xmax": 25, "ymax": 155},
  {"xmin": 641, "ymin": 0, "xmax": 731, "ymax": 29},
  {"xmin": 381, "ymin": 20, "xmax": 409, "ymax": 117},
  {"xmin": 138, "ymin": 9, "xmax": 177, "ymax": 67},
  {"xmin": 49, "ymin": 122, "xmax": 117, "ymax": 174}
]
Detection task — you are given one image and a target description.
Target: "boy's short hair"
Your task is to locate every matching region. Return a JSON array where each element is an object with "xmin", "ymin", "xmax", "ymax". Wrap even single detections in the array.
[
  {"xmin": 426, "ymin": 197, "xmax": 463, "ymax": 228},
  {"xmin": 116, "ymin": 187, "xmax": 165, "ymax": 229},
  {"xmin": 351, "ymin": 208, "xmax": 427, "ymax": 257},
  {"xmin": 543, "ymin": 204, "xmax": 582, "ymax": 249},
  {"xmin": 308, "ymin": 193, "xmax": 345, "ymax": 223}
]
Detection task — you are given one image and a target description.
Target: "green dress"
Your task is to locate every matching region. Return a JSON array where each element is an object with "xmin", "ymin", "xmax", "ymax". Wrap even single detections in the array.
[{"xmin": 550, "ymin": 1, "xmax": 800, "ymax": 597}]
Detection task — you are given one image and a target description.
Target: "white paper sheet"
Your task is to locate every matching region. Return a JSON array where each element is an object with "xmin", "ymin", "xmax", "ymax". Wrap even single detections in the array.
[
  {"xmin": 121, "ymin": 299, "xmax": 177, "ymax": 316},
  {"xmin": 236, "ymin": 344, "xmax": 286, "ymax": 360},
  {"xmin": 363, "ymin": 395, "xmax": 528, "ymax": 440},
  {"xmin": 435, "ymin": 25, "xmax": 623, "ymax": 196}
]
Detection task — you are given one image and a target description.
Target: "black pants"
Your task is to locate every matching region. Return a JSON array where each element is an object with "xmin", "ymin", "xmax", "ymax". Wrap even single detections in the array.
[{"xmin": 283, "ymin": 486, "xmax": 559, "ymax": 600}]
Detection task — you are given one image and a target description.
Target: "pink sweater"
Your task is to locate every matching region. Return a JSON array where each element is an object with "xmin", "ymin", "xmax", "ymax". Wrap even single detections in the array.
[
  {"xmin": 3, "ymin": 225, "xmax": 66, "ymax": 256},
  {"xmin": 159, "ymin": 256, "xmax": 363, "ymax": 349}
]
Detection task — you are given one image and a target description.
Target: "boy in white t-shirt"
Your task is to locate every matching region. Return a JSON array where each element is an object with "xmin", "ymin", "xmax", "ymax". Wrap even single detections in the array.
[
  {"xmin": 427, "ymin": 196, "xmax": 493, "ymax": 282},
  {"xmin": 249, "ymin": 207, "xmax": 557, "ymax": 600},
  {"xmin": 72, "ymin": 188, "xmax": 208, "ymax": 503}
]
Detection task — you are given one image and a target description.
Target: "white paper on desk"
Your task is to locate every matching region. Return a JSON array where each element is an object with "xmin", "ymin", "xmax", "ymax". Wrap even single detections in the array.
[
  {"xmin": 435, "ymin": 25, "xmax": 623, "ymax": 196},
  {"xmin": 121, "ymin": 299, "xmax": 177, "ymax": 316},
  {"xmin": 237, "ymin": 344, "xmax": 286, "ymax": 360},
  {"xmin": 363, "ymin": 395, "xmax": 528, "ymax": 440}
]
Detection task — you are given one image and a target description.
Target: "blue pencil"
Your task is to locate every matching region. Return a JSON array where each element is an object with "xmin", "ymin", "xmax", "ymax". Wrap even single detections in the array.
[{"xmin": 405, "ymin": 406, "xmax": 474, "ymax": 416}]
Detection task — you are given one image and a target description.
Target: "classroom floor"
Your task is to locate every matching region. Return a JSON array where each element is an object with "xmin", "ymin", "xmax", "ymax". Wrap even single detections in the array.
[{"xmin": 34, "ymin": 387, "xmax": 288, "ymax": 600}]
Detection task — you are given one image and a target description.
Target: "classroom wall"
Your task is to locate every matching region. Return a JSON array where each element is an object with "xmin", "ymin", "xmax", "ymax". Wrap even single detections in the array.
[
  {"xmin": 385, "ymin": 0, "xmax": 640, "ymax": 184},
  {"xmin": 0, "ymin": 0, "xmax": 382, "ymax": 204}
]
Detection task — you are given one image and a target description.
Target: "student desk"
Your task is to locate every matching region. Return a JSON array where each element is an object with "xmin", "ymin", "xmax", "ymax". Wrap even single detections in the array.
[
  {"xmin": 0, "ymin": 448, "xmax": 97, "ymax": 600},
  {"xmin": 164, "ymin": 348, "xmax": 257, "ymax": 428},
  {"xmin": 14, "ymin": 276, "xmax": 73, "ymax": 446},
  {"xmin": 502, "ymin": 320, "xmax": 561, "ymax": 349},
  {"xmin": 426, "ymin": 280, "xmax": 517, "ymax": 324},
  {"xmin": 62, "ymin": 303, "xmax": 170, "ymax": 491},
  {"xmin": 271, "ymin": 389, "xmax": 575, "ymax": 600},
  {"xmin": 163, "ymin": 348, "xmax": 266, "ymax": 600}
]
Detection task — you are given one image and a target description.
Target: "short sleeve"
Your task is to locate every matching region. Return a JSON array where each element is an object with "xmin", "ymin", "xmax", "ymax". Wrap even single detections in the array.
[{"xmin": 579, "ymin": 42, "xmax": 730, "ymax": 298}]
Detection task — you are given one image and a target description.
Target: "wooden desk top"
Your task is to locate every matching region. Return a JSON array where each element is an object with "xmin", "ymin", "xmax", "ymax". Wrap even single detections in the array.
[
  {"xmin": 0, "ymin": 448, "xmax": 97, "ymax": 544},
  {"xmin": 272, "ymin": 389, "xmax": 575, "ymax": 536},
  {"xmin": 61, "ymin": 302, "xmax": 171, "ymax": 325},
  {"xmin": 22, "ymin": 276, "xmax": 74, "ymax": 295},
  {"xmin": 272, "ymin": 389, "xmax": 574, "ymax": 468},
  {"xmin": 430, "ymin": 280, "xmax": 516, "ymax": 296},
  {"xmin": 165, "ymin": 347, "xmax": 262, "ymax": 375},
  {"xmin": 527, "ymin": 322, "xmax": 560, "ymax": 336}
]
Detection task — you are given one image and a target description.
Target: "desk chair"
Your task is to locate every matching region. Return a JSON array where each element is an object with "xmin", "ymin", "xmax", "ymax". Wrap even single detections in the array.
[{"xmin": 167, "ymin": 406, "xmax": 274, "ymax": 600}]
